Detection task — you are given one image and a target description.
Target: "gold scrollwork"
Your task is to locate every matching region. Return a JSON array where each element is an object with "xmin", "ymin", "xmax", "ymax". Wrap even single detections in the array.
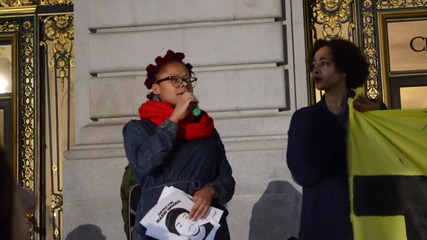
[
  {"xmin": 364, "ymin": 0, "xmax": 373, "ymax": 7},
  {"xmin": 51, "ymin": 192, "xmax": 63, "ymax": 209},
  {"xmin": 362, "ymin": 9, "xmax": 379, "ymax": 99},
  {"xmin": 0, "ymin": 21, "xmax": 19, "ymax": 32},
  {"xmin": 42, "ymin": 15, "xmax": 73, "ymax": 48},
  {"xmin": 312, "ymin": 0, "xmax": 354, "ymax": 39},
  {"xmin": 40, "ymin": 14, "xmax": 74, "ymax": 240},
  {"xmin": 378, "ymin": 0, "xmax": 427, "ymax": 9},
  {"xmin": 362, "ymin": 0, "xmax": 426, "ymax": 100},
  {"xmin": 41, "ymin": 14, "xmax": 74, "ymax": 90},
  {"xmin": 40, "ymin": 0, "xmax": 73, "ymax": 6},
  {"xmin": 0, "ymin": 0, "xmax": 35, "ymax": 7},
  {"xmin": 0, "ymin": 0, "xmax": 73, "ymax": 7},
  {"xmin": 21, "ymin": 20, "xmax": 35, "ymax": 193},
  {"xmin": 50, "ymin": 192, "xmax": 63, "ymax": 238},
  {"xmin": 0, "ymin": 17, "xmax": 36, "ymax": 240}
]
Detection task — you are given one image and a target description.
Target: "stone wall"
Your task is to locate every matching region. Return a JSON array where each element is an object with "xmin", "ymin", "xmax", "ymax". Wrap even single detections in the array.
[{"xmin": 65, "ymin": 0, "xmax": 308, "ymax": 239}]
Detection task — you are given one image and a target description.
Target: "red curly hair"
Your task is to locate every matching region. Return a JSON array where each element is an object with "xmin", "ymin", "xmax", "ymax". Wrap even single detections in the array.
[{"xmin": 144, "ymin": 49, "xmax": 194, "ymax": 99}]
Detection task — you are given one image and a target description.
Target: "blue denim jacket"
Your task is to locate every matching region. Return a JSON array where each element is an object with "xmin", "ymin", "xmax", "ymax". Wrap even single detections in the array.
[{"xmin": 123, "ymin": 119, "xmax": 235, "ymax": 240}]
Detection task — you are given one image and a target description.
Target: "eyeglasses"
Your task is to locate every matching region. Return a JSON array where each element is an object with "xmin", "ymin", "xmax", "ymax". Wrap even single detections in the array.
[{"xmin": 154, "ymin": 76, "xmax": 197, "ymax": 88}]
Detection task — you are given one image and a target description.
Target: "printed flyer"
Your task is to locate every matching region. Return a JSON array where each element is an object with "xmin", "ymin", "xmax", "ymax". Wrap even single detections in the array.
[{"xmin": 141, "ymin": 186, "xmax": 223, "ymax": 240}]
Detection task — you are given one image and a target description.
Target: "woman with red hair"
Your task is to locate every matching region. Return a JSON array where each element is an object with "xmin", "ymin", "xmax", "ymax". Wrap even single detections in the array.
[{"xmin": 123, "ymin": 50, "xmax": 235, "ymax": 240}]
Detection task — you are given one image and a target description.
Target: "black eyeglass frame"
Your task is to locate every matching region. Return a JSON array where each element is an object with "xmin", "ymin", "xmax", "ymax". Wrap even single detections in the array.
[{"xmin": 154, "ymin": 76, "xmax": 197, "ymax": 88}]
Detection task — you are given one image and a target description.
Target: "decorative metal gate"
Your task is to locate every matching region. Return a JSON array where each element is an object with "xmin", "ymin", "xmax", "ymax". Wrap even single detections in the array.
[{"xmin": 0, "ymin": 1, "xmax": 74, "ymax": 239}]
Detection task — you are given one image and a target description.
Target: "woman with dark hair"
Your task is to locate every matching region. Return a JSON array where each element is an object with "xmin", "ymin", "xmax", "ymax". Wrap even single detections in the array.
[
  {"xmin": 286, "ymin": 38, "xmax": 386, "ymax": 240},
  {"xmin": 123, "ymin": 50, "xmax": 235, "ymax": 240}
]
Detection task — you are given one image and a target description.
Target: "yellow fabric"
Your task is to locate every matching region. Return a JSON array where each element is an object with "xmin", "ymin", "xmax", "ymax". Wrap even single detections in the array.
[{"xmin": 347, "ymin": 100, "xmax": 427, "ymax": 240}]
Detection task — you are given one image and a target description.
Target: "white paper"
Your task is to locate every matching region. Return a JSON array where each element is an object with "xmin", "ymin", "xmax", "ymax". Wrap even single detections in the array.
[{"xmin": 141, "ymin": 186, "xmax": 223, "ymax": 240}]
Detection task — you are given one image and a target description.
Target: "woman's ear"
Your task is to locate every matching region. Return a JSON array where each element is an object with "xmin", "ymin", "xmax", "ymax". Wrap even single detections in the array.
[{"xmin": 151, "ymin": 84, "xmax": 160, "ymax": 95}]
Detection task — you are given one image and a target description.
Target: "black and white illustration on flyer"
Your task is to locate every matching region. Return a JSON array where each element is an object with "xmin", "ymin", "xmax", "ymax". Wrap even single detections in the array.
[{"xmin": 141, "ymin": 186, "xmax": 223, "ymax": 240}]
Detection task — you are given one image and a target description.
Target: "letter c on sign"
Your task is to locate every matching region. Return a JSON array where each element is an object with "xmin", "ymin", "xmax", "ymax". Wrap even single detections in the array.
[{"xmin": 410, "ymin": 36, "xmax": 426, "ymax": 52}]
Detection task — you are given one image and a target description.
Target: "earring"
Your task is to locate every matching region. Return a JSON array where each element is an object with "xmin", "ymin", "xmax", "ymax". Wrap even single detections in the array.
[{"xmin": 153, "ymin": 95, "xmax": 160, "ymax": 101}]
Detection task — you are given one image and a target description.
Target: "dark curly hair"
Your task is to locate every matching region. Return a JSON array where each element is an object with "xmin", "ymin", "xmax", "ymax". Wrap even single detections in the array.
[
  {"xmin": 308, "ymin": 38, "xmax": 369, "ymax": 89},
  {"xmin": 144, "ymin": 49, "xmax": 194, "ymax": 99}
]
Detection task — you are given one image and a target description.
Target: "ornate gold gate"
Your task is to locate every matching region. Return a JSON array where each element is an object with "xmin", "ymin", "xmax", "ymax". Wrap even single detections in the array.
[{"xmin": 0, "ymin": 1, "xmax": 74, "ymax": 239}]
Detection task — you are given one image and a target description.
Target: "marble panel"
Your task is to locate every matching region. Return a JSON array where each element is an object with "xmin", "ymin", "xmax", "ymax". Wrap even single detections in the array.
[
  {"xmin": 88, "ymin": 0, "xmax": 283, "ymax": 28},
  {"xmin": 88, "ymin": 22, "xmax": 284, "ymax": 73},
  {"xmin": 63, "ymin": 199, "xmax": 125, "ymax": 240},
  {"xmin": 74, "ymin": 113, "xmax": 291, "ymax": 146},
  {"xmin": 89, "ymin": 67, "xmax": 288, "ymax": 118}
]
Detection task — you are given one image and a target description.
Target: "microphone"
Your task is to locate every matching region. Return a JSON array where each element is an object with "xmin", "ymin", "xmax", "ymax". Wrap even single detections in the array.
[{"xmin": 188, "ymin": 101, "xmax": 201, "ymax": 117}]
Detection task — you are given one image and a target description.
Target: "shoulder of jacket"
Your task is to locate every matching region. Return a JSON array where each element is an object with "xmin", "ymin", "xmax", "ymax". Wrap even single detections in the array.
[{"xmin": 123, "ymin": 119, "xmax": 156, "ymax": 132}]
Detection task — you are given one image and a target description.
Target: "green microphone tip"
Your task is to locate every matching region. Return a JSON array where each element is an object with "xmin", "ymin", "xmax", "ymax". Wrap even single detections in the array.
[{"xmin": 193, "ymin": 107, "xmax": 201, "ymax": 116}]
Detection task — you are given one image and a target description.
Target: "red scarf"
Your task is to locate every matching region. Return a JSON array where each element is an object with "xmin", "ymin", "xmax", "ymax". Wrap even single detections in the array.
[{"xmin": 138, "ymin": 100, "xmax": 215, "ymax": 140}]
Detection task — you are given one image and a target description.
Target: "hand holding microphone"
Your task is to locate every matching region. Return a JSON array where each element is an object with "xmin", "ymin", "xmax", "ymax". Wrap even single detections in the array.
[
  {"xmin": 180, "ymin": 91, "xmax": 201, "ymax": 117},
  {"xmin": 170, "ymin": 92, "xmax": 201, "ymax": 123}
]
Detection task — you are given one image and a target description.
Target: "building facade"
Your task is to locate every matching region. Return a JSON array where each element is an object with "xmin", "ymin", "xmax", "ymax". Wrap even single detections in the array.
[
  {"xmin": 64, "ymin": 1, "xmax": 307, "ymax": 239},
  {"xmin": 2, "ymin": 0, "xmax": 426, "ymax": 239}
]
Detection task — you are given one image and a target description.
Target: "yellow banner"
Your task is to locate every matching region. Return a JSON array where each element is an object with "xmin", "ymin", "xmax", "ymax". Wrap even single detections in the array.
[{"xmin": 348, "ymin": 102, "xmax": 427, "ymax": 240}]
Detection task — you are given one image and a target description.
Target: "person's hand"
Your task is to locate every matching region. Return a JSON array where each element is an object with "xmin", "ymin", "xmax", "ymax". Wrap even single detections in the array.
[
  {"xmin": 189, "ymin": 185, "xmax": 215, "ymax": 221},
  {"xmin": 169, "ymin": 92, "xmax": 197, "ymax": 123},
  {"xmin": 353, "ymin": 95, "xmax": 382, "ymax": 112}
]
